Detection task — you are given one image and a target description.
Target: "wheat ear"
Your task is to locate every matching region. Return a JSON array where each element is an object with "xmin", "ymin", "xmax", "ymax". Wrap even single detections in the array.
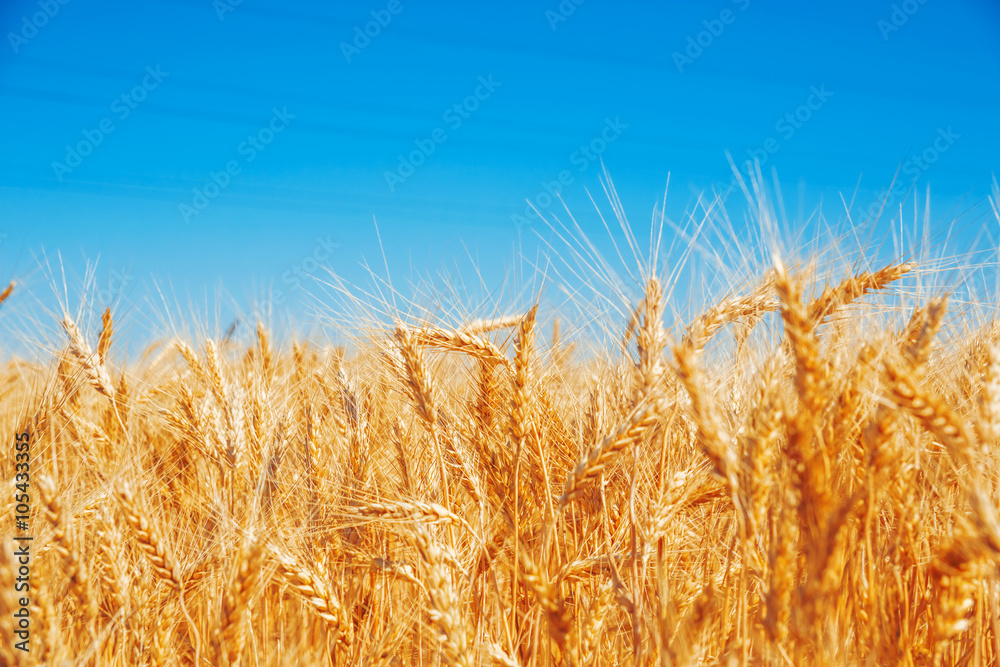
[
  {"xmin": 216, "ymin": 535, "xmax": 265, "ymax": 665},
  {"xmin": 976, "ymin": 341, "xmax": 1000, "ymax": 445},
  {"xmin": 396, "ymin": 324, "xmax": 453, "ymax": 509},
  {"xmin": 672, "ymin": 341, "xmax": 740, "ymax": 504},
  {"xmin": 62, "ymin": 313, "xmax": 116, "ymax": 398},
  {"xmin": 634, "ymin": 277, "xmax": 666, "ymax": 406},
  {"xmin": 346, "ymin": 499, "xmax": 463, "ymax": 526},
  {"xmin": 412, "ymin": 326, "xmax": 509, "ymax": 367},
  {"xmin": 95, "ymin": 508, "xmax": 129, "ymax": 620},
  {"xmin": 114, "ymin": 483, "xmax": 183, "ymax": 590},
  {"xmin": 410, "ymin": 524, "xmax": 474, "ymax": 667},
  {"xmin": 97, "ymin": 307, "xmax": 113, "ymax": 366},
  {"xmin": 0, "ymin": 280, "xmax": 13, "ymax": 308},
  {"xmin": 884, "ymin": 357, "xmax": 974, "ymax": 468},
  {"xmin": 269, "ymin": 545, "xmax": 353, "ymax": 646},
  {"xmin": 37, "ymin": 475, "xmax": 98, "ymax": 623},
  {"xmin": 807, "ymin": 261, "xmax": 913, "ymax": 324},
  {"xmin": 559, "ymin": 397, "xmax": 667, "ymax": 510},
  {"xmin": 460, "ymin": 314, "xmax": 522, "ymax": 335},
  {"xmin": 682, "ymin": 271, "xmax": 777, "ymax": 353},
  {"xmin": 395, "ymin": 325, "xmax": 439, "ymax": 427}
]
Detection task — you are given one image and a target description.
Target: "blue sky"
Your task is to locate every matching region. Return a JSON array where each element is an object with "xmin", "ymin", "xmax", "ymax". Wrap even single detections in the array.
[{"xmin": 1, "ymin": 0, "xmax": 998, "ymax": 340}]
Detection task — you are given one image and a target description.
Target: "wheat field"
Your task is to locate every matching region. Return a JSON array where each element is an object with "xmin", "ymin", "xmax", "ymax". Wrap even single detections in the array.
[{"xmin": 3, "ymin": 213, "xmax": 1000, "ymax": 666}]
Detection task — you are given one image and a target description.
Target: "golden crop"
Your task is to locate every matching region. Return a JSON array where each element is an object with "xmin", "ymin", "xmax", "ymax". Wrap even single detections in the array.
[{"xmin": 3, "ymin": 211, "xmax": 1000, "ymax": 666}]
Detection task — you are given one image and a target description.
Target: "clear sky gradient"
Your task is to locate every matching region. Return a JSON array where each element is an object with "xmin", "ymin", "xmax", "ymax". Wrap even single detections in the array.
[{"xmin": 1, "ymin": 0, "xmax": 998, "ymax": 340}]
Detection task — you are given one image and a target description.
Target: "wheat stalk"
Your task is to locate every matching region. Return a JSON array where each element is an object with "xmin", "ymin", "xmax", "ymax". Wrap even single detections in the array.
[
  {"xmin": 559, "ymin": 397, "xmax": 667, "ymax": 510},
  {"xmin": 347, "ymin": 499, "xmax": 463, "ymax": 525},
  {"xmin": 114, "ymin": 483, "xmax": 183, "ymax": 590},
  {"xmin": 37, "ymin": 475, "xmax": 98, "ymax": 623},
  {"xmin": 412, "ymin": 326, "xmax": 510, "ymax": 367},
  {"xmin": 62, "ymin": 313, "xmax": 116, "ymax": 398},
  {"xmin": 269, "ymin": 545, "xmax": 353, "ymax": 646},
  {"xmin": 215, "ymin": 535, "xmax": 264, "ymax": 665}
]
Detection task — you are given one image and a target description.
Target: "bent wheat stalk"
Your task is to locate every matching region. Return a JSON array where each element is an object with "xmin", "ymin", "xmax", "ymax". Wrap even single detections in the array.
[
  {"xmin": 559, "ymin": 396, "xmax": 668, "ymax": 510},
  {"xmin": 114, "ymin": 483, "xmax": 183, "ymax": 590},
  {"xmin": 269, "ymin": 545, "xmax": 352, "ymax": 646}
]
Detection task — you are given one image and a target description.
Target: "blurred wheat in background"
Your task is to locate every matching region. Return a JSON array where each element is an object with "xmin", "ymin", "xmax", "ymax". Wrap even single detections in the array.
[{"xmin": 5, "ymin": 190, "xmax": 1000, "ymax": 666}]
